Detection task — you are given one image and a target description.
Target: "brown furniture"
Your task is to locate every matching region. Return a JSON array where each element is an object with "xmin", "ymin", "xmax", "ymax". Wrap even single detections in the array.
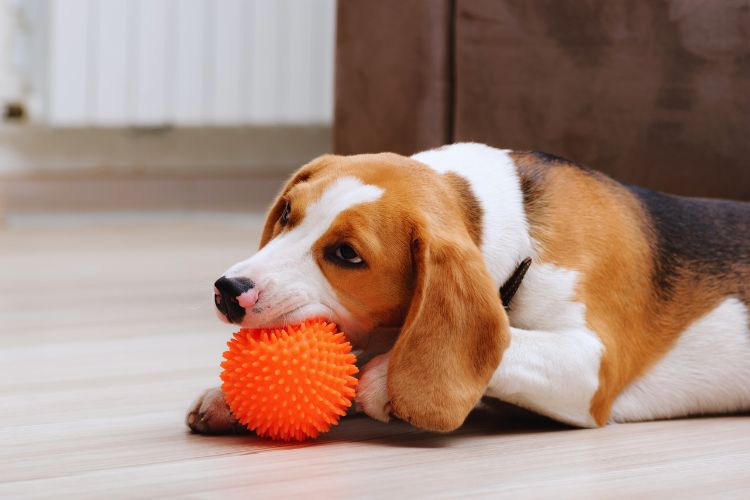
[{"xmin": 335, "ymin": 0, "xmax": 750, "ymax": 200}]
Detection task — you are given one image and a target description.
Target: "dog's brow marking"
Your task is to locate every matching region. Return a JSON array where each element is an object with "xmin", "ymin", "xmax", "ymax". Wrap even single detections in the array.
[
  {"xmin": 225, "ymin": 177, "xmax": 384, "ymax": 278},
  {"xmin": 248, "ymin": 176, "xmax": 383, "ymax": 266},
  {"xmin": 300, "ymin": 176, "xmax": 385, "ymax": 237}
]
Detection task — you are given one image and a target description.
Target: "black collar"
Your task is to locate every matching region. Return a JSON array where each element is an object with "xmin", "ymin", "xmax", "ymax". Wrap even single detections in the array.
[{"xmin": 499, "ymin": 257, "xmax": 532, "ymax": 310}]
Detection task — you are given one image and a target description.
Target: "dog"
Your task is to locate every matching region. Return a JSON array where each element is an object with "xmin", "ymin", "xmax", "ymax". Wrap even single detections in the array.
[{"xmin": 187, "ymin": 143, "xmax": 750, "ymax": 434}]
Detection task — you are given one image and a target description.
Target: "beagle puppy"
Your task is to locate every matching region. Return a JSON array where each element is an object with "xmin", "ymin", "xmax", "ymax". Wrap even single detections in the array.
[{"xmin": 187, "ymin": 143, "xmax": 750, "ymax": 434}]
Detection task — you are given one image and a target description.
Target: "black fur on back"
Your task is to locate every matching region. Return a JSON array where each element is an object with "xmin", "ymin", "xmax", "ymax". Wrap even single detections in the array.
[
  {"xmin": 625, "ymin": 184, "xmax": 750, "ymax": 300},
  {"xmin": 529, "ymin": 151, "xmax": 573, "ymax": 164}
]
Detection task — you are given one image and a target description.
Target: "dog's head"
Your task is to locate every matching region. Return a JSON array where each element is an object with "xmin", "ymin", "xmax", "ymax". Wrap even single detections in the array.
[{"xmin": 214, "ymin": 153, "xmax": 509, "ymax": 431}]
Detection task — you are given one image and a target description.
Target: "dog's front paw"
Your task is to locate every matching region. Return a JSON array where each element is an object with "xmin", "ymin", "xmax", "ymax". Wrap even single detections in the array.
[
  {"xmin": 355, "ymin": 352, "xmax": 392, "ymax": 423},
  {"xmin": 186, "ymin": 387, "xmax": 243, "ymax": 435}
]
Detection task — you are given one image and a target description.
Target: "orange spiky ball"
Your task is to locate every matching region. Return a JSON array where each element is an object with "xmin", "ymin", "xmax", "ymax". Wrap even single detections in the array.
[{"xmin": 220, "ymin": 319, "xmax": 358, "ymax": 441}]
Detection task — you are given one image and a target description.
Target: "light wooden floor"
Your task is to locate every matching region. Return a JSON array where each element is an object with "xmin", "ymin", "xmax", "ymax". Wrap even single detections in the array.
[{"xmin": 2, "ymin": 212, "xmax": 750, "ymax": 499}]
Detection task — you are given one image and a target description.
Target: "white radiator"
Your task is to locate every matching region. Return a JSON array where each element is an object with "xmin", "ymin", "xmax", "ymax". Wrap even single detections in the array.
[{"xmin": 42, "ymin": 0, "xmax": 335, "ymax": 126}]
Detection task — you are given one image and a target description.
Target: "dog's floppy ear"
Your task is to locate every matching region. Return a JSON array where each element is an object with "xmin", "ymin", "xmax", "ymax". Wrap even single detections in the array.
[
  {"xmin": 259, "ymin": 155, "xmax": 339, "ymax": 248},
  {"xmin": 387, "ymin": 224, "xmax": 510, "ymax": 432}
]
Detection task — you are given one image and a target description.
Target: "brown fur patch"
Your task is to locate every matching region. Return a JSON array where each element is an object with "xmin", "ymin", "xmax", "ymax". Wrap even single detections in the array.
[
  {"xmin": 443, "ymin": 172, "xmax": 484, "ymax": 246},
  {"xmin": 310, "ymin": 201, "xmax": 415, "ymax": 334},
  {"xmin": 511, "ymin": 151, "xmax": 744, "ymax": 425}
]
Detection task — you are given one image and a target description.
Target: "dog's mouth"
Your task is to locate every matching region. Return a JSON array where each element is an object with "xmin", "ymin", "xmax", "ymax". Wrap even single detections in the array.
[{"xmin": 239, "ymin": 303, "xmax": 337, "ymax": 330}]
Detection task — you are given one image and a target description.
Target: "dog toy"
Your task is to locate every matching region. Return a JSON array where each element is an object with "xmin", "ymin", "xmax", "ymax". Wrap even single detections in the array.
[{"xmin": 220, "ymin": 319, "xmax": 358, "ymax": 441}]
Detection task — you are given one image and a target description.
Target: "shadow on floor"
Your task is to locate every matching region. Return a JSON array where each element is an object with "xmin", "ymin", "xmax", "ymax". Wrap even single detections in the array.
[{"xmin": 184, "ymin": 400, "xmax": 575, "ymax": 450}]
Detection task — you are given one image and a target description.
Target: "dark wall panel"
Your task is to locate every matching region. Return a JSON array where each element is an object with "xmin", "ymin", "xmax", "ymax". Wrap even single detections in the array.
[
  {"xmin": 334, "ymin": 0, "xmax": 453, "ymax": 155},
  {"xmin": 454, "ymin": 0, "xmax": 750, "ymax": 199}
]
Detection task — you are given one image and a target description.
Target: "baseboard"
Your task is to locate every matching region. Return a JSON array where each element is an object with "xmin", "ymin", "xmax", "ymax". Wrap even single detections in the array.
[
  {"xmin": 0, "ymin": 125, "xmax": 331, "ymax": 178},
  {"xmin": 1, "ymin": 173, "xmax": 287, "ymax": 216},
  {"xmin": 0, "ymin": 125, "xmax": 329, "ymax": 218}
]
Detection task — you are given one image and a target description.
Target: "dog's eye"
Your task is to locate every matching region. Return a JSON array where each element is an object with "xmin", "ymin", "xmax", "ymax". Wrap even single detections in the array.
[
  {"xmin": 280, "ymin": 202, "xmax": 291, "ymax": 226},
  {"xmin": 334, "ymin": 244, "xmax": 364, "ymax": 265}
]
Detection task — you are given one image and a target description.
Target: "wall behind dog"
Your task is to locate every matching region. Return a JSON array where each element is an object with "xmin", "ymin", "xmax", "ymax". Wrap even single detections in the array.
[
  {"xmin": 43, "ymin": 0, "xmax": 335, "ymax": 126},
  {"xmin": 0, "ymin": 0, "xmax": 335, "ymax": 176}
]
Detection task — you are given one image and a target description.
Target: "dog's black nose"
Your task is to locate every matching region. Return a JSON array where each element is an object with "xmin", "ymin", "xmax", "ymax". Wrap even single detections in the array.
[{"xmin": 214, "ymin": 276, "xmax": 255, "ymax": 323}]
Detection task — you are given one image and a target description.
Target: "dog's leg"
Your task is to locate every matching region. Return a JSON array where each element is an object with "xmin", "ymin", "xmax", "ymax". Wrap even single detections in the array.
[
  {"xmin": 354, "ymin": 352, "xmax": 392, "ymax": 422},
  {"xmin": 354, "ymin": 329, "xmax": 605, "ymax": 429},
  {"xmin": 485, "ymin": 326, "xmax": 604, "ymax": 427},
  {"xmin": 339, "ymin": 328, "xmax": 606, "ymax": 429}
]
